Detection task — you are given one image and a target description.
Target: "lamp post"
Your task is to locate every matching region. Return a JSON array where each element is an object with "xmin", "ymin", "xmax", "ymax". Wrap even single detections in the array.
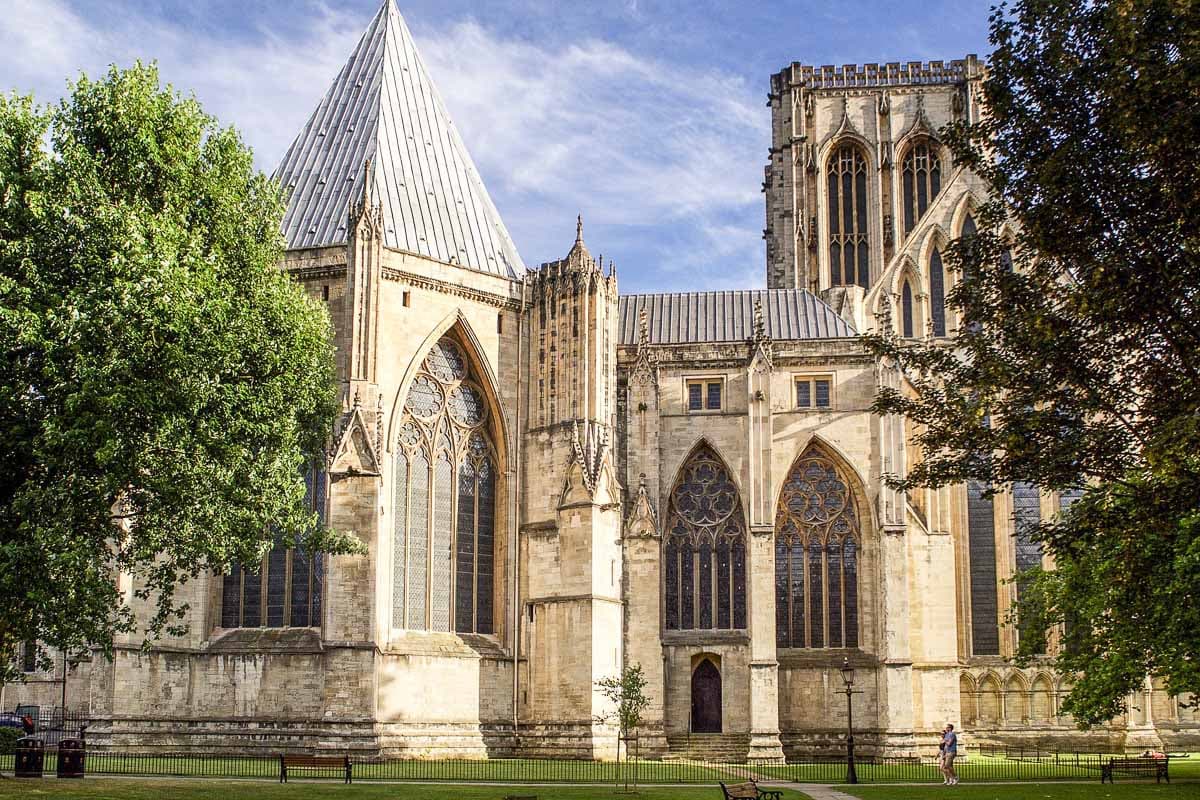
[{"xmin": 834, "ymin": 656, "xmax": 863, "ymax": 785}]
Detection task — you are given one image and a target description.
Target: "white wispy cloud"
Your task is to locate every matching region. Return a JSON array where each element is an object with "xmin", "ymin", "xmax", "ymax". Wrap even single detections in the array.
[{"xmin": 0, "ymin": 1, "xmax": 768, "ymax": 290}]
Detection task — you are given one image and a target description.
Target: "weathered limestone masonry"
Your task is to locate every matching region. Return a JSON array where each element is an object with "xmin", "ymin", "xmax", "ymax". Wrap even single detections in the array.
[
  {"xmin": 14, "ymin": 0, "xmax": 1200, "ymax": 759},
  {"xmin": 517, "ymin": 224, "xmax": 623, "ymax": 759}
]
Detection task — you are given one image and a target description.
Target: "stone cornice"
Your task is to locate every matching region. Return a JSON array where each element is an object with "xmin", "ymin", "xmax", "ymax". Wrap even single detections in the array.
[
  {"xmin": 287, "ymin": 264, "xmax": 348, "ymax": 282},
  {"xmin": 382, "ymin": 265, "xmax": 522, "ymax": 310}
]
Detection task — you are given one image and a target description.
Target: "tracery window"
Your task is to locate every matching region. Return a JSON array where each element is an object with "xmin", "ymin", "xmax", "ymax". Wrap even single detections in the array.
[
  {"xmin": 967, "ymin": 480, "xmax": 1000, "ymax": 655},
  {"xmin": 930, "ymin": 249, "xmax": 946, "ymax": 337},
  {"xmin": 393, "ymin": 336, "xmax": 496, "ymax": 634},
  {"xmin": 901, "ymin": 280, "xmax": 915, "ymax": 338},
  {"xmin": 827, "ymin": 144, "xmax": 870, "ymax": 288},
  {"xmin": 664, "ymin": 444, "xmax": 746, "ymax": 630},
  {"xmin": 775, "ymin": 447, "xmax": 860, "ymax": 649},
  {"xmin": 221, "ymin": 465, "xmax": 326, "ymax": 629},
  {"xmin": 902, "ymin": 142, "xmax": 941, "ymax": 235},
  {"xmin": 1013, "ymin": 482, "xmax": 1043, "ymax": 649}
]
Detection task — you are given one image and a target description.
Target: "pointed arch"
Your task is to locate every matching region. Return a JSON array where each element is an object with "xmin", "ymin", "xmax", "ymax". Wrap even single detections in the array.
[
  {"xmin": 892, "ymin": 258, "xmax": 924, "ymax": 339},
  {"xmin": 921, "ymin": 227, "xmax": 950, "ymax": 338},
  {"xmin": 960, "ymin": 673, "xmax": 979, "ymax": 726},
  {"xmin": 897, "ymin": 137, "xmax": 944, "ymax": 238},
  {"xmin": 978, "ymin": 673, "xmax": 1003, "ymax": 723},
  {"xmin": 391, "ymin": 329, "xmax": 501, "ymax": 635},
  {"xmin": 824, "ymin": 139, "xmax": 873, "ymax": 288},
  {"xmin": 1004, "ymin": 672, "xmax": 1030, "ymax": 722},
  {"xmin": 949, "ymin": 191, "xmax": 984, "ymax": 239},
  {"xmin": 664, "ymin": 441, "xmax": 747, "ymax": 631},
  {"xmin": 387, "ymin": 310, "xmax": 509, "ymax": 464},
  {"xmin": 774, "ymin": 439, "xmax": 866, "ymax": 649},
  {"xmin": 1031, "ymin": 674, "xmax": 1054, "ymax": 722}
]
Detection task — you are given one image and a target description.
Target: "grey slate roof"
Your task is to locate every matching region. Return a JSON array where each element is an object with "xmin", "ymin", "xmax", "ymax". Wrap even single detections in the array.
[
  {"xmin": 273, "ymin": 0, "xmax": 524, "ymax": 277},
  {"xmin": 618, "ymin": 289, "xmax": 857, "ymax": 346}
]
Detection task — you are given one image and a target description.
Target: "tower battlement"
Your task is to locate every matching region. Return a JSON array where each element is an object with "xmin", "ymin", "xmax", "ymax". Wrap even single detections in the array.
[{"xmin": 770, "ymin": 55, "xmax": 983, "ymax": 95}]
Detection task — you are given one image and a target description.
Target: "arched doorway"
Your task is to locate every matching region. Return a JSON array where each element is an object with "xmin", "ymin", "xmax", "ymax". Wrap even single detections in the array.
[{"xmin": 691, "ymin": 658, "xmax": 722, "ymax": 733}]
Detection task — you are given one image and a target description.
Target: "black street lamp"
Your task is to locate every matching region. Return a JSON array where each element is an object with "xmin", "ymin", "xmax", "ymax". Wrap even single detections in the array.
[{"xmin": 834, "ymin": 656, "xmax": 863, "ymax": 785}]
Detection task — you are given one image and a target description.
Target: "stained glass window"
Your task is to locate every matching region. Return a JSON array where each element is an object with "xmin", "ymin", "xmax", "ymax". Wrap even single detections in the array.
[
  {"xmin": 775, "ymin": 447, "xmax": 861, "ymax": 649},
  {"xmin": 968, "ymin": 480, "xmax": 1000, "ymax": 655},
  {"xmin": 664, "ymin": 445, "xmax": 747, "ymax": 630},
  {"xmin": 827, "ymin": 144, "xmax": 870, "ymax": 288},
  {"xmin": 393, "ymin": 335, "xmax": 497, "ymax": 634},
  {"xmin": 902, "ymin": 142, "xmax": 942, "ymax": 235},
  {"xmin": 901, "ymin": 281, "xmax": 915, "ymax": 338},
  {"xmin": 1013, "ymin": 482, "xmax": 1043, "ymax": 650},
  {"xmin": 220, "ymin": 464, "xmax": 327, "ymax": 629},
  {"xmin": 930, "ymin": 250, "xmax": 946, "ymax": 337}
]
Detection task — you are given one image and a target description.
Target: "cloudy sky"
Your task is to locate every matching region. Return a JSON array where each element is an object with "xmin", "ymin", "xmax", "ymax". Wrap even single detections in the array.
[{"xmin": 1, "ymin": 0, "xmax": 994, "ymax": 294}]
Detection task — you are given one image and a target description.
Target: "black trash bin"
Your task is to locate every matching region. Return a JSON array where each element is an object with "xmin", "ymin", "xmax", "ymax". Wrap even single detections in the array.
[
  {"xmin": 14, "ymin": 737, "xmax": 44, "ymax": 778},
  {"xmin": 57, "ymin": 738, "xmax": 85, "ymax": 778}
]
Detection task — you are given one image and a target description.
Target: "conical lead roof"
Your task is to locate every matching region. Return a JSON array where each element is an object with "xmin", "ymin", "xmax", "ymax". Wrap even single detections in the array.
[{"xmin": 274, "ymin": 0, "xmax": 524, "ymax": 277}]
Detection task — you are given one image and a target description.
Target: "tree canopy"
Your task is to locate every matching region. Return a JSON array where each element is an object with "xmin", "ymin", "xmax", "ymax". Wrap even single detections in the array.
[
  {"xmin": 0, "ymin": 63, "xmax": 357, "ymax": 683},
  {"xmin": 867, "ymin": 0, "xmax": 1200, "ymax": 725}
]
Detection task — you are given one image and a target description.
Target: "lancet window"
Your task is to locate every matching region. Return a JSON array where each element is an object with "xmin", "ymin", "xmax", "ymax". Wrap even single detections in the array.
[
  {"xmin": 901, "ymin": 280, "xmax": 915, "ymax": 338},
  {"xmin": 664, "ymin": 445, "xmax": 747, "ymax": 631},
  {"xmin": 393, "ymin": 336, "xmax": 496, "ymax": 634},
  {"xmin": 902, "ymin": 142, "xmax": 941, "ymax": 235},
  {"xmin": 930, "ymin": 249, "xmax": 947, "ymax": 337},
  {"xmin": 827, "ymin": 144, "xmax": 870, "ymax": 288},
  {"xmin": 221, "ymin": 465, "xmax": 326, "ymax": 629},
  {"xmin": 774, "ymin": 447, "xmax": 860, "ymax": 649}
]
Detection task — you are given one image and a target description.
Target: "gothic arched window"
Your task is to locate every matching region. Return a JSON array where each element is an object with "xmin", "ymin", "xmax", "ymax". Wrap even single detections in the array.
[
  {"xmin": 827, "ymin": 144, "xmax": 870, "ymax": 288},
  {"xmin": 393, "ymin": 336, "xmax": 496, "ymax": 634},
  {"xmin": 664, "ymin": 444, "xmax": 747, "ymax": 630},
  {"xmin": 930, "ymin": 249, "xmax": 946, "ymax": 337},
  {"xmin": 221, "ymin": 464, "xmax": 326, "ymax": 629},
  {"xmin": 902, "ymin": 142, "xmax": 942, "ymax": 235},
  {"xmin": 901, "ymin": 280, "xmax": 915, "ymax": 338},
  {"xmin": 775, "ymin": 447, "xmax": 861, "ymax": 649}
]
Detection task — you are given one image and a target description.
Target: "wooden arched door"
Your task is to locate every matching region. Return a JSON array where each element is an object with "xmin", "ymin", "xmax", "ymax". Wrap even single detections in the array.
[{"xmin": 691, "ymin": 658, "xmax": 722, "ymax": 733}]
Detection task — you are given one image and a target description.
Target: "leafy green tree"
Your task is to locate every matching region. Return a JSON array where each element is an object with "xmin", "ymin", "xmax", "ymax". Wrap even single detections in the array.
[
  {"xmin": 0, "ymin": 63, "xmax": 358, "ymax": 684},
  {"xmin": 867, "ymin": 0, "xmax": 1200, "ymax": 725}
]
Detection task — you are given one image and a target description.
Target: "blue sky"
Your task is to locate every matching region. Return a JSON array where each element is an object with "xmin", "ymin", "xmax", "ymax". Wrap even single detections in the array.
[{"xmin": 1, "ymin": 0, "xmax": 994, "ymax": 293}]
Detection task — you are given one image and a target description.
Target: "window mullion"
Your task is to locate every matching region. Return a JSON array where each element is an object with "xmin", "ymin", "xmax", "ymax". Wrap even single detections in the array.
[
  {"xmin": 259, "ymin": 557, "xmax": 268, "ymax": 628},
  {"xmin": 284, "ymin": 548, "xmax": 293, "ymax": 628},
  {"xmin": 786, "ymin": 543, "xmax": 794, "ymax": 648},
  {"xmin": 427, "ymin": 458, "xmax": 435, "ymax": 631},
  {"xmin": 473, "ymin": 465, "xmax": 481, "ymax": 634},
  {"xmin": 821, "ymin": 541, "xmax": 829, "ymax": 647},
  {"xmin": 802, "ymin": 536, "xmax": 810, "ymax": 647}
]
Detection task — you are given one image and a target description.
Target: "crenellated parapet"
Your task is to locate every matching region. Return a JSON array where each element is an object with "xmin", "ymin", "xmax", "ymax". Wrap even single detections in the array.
[
  {"xmin": 770, "ymin": 56, "xmax": 984, "ymax": 96},
  {"xmin": 524, "ymin": 217, "xmax": 619, "ymax": 430}
]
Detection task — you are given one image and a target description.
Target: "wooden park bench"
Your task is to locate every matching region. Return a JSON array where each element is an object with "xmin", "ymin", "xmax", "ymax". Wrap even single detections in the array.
[
  {"xmin": 720, "ymin": 780, "xmax": 783, "ymax": 800},
  {"xmin": 1099, "ymin": 757, "xmax": 1169, "ymax": 784},
  {"xmin": 278, "ymin": 753, "xmax": 353, "ymax": 783}
]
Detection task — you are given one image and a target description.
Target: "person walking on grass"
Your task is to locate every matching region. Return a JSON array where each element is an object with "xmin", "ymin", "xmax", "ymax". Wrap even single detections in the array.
[{"xmin": 940, "ymin": 723, "xmax": 959, "ymax": 785}]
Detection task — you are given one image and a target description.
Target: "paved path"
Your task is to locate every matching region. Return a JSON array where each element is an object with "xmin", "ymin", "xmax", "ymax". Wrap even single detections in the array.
[{"xmin": 786, "ymin": 784, "xmax": 866, "ymax": 800}]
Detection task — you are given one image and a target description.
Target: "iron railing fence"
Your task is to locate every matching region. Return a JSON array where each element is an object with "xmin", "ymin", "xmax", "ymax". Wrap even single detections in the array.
[
  {"xmin": 4, "ymin": 709, "xmax": 89, "ymax": 747},
  {"xmin": 0, "ymin": 749, "xmax": 1189, "ymax": 784}
]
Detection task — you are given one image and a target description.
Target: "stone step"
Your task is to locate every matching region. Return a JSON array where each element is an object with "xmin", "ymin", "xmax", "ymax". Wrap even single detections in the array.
[{"xmin": 665, "ymin": 733, "xmax": 750, "ymax": 763}]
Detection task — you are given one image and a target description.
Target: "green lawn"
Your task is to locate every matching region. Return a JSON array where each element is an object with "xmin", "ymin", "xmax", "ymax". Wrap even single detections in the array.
[
  {"xmin": 757, "ymin": 754, "xmax": 1200, "ymax": 784},
  {"xmin": 0, "ymin": 778, "xmax": 812, "ymax": 800},
  {"xmin": 843, "ymin": 784, "xmax": 1200, "ymax": 800},
  {"xmin": 0, "ymin": 754, "xmax": 732, "ymax": 784}
]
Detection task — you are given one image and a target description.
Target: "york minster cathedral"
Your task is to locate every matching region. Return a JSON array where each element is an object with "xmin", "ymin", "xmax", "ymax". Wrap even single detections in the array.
[{"xmin": 11, "ymin": 0, "xmax": 1199, "ymax": 759}]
